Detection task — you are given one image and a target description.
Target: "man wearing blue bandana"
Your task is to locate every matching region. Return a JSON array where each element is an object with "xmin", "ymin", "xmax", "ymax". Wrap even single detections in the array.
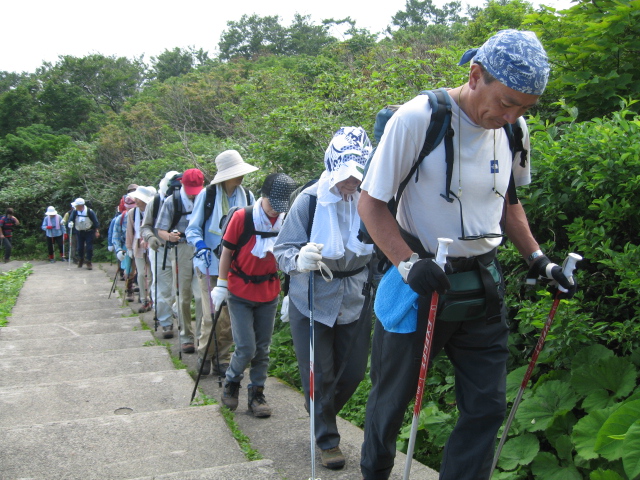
[{"xmin": 359, "ymin": 30, "xmax": 577, "ymax": 479}]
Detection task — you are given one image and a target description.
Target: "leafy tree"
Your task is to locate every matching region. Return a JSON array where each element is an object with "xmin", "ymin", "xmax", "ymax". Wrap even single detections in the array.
[
  {"xmin": 151, "ymin": 47, "xmax": 209, "ymax": 82},
  {"xmin": 389, "ymin": 0, "xmax": 465, "ymax": 31},
  {"xmin": 39, "ymin": 54, "xmax": 146, "ymax": 115},
  {"xmin": 0, "ymin": 124, "xmax": 73, "ymax": 167},
  {"xmin": 0, "ymin": 85, "xmax": 40, "ymax": 137},
  {"xmin": 287, "ymin": 14, "xmax": 336, "ymax": 56},
  {"xmin": 461, "ymin": 0, "xmax": 535, "ymax": 45},
  {"xmin": 0, "ymin": 71, "xmax": 25, "ymax": 94},
  {"xmin": 38, "ymin": 82, "xmax": 95, "ymax": 134},
  {"xmin": 525, "ymin": 0, "xmax": 640, "ymax": 120},
  {"xmin": 218, "ymin": 14, "xmax": 288, "ymax": 60}
]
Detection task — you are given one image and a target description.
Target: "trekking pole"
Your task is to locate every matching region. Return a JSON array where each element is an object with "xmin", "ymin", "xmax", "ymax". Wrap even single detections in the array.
[
  {"xmin": 173, "ymin": 239, "xmax": 183, "ymax": 360},
  {"xmin": 489, "ymin": 252, "xmax": 582, "ymax": 477},
  {"xmin": 67, "ymin": 228, "xmax": 73, "ymax": 270},
  {"xmin": 191, "ymin": 299, "xmax": 226, "ymax": 402},
  {"xmin": 205, "ymin": 265, "xmax": 224, "ymax": 388},
  {"xmin": 108, "ymin": 267, "xmax": 118, "ymax": 299},
  {"xmin": 153, "ymin": 249, "xmax": 159, "ymax": 331},
  {"xmin": 403, "ymin": 237, "xmax": 452, "ymax": 480},
  {"xmin": 308, "ymin": 270, "xmax": 319, "ymax": 480}
]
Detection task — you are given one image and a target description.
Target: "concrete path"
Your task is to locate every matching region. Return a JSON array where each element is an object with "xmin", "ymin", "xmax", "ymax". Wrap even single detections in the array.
[{"xmin": 0, "ymin": 260, "xmax": 438, "ymax": 480}]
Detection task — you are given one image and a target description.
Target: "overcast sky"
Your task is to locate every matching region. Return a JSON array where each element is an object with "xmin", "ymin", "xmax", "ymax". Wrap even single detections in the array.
[{"xmin": 2, "ymin": 0, "xmax": 573, "ymax": 74}]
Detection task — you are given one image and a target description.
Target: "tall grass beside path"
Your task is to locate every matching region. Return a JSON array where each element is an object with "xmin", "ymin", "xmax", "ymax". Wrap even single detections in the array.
[{"xmin": 0, "ymin": 263, "xmax": 32, "ymax": 327}]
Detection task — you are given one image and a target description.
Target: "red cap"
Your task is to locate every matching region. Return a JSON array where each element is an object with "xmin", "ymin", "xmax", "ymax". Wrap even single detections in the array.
[{"xmin": 181, "ymin": 168, "xmax": 204, "ymax": 196}]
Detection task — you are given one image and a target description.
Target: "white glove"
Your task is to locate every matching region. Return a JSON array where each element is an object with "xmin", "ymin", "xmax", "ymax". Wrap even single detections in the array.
[
  {"xmin": 296, "ymin": 243, "xmax": 323, "ymax": 272},
  {"xmin": 211, "ymin": 279, "xmax": 229, "ymax": 312},
  {"xmin": 127, "ymin": 249, "xmax": 134, "ymax": 258},
  {"xmin": 68, "ymin": 221, "xmax": 74, "ymax": 229},
  {"xmin": 108, "ymin": 245, "xmax": 115, "ymax": 252},
  {"xmin": 280, "ymin": 295, "xmax": 290, "ymax": 323},
  {"xmin": 116, "ymin": 250, "xmax": 125, "ymax": 262}
]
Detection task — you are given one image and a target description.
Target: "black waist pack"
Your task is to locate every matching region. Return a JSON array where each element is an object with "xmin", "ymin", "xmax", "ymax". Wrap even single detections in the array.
[{"xmin": 437, "ymin": 260, "xmax": 501, "ymax": 323}]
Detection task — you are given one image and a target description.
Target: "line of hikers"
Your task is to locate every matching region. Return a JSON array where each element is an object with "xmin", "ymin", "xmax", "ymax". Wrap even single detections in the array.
[{"xmin": 36, "ymin": 30, "xmax": 581, "ymax": 480}]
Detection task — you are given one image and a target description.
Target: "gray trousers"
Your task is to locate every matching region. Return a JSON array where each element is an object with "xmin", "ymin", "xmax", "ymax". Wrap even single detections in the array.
[
  {"xmin": 290, "ymin": 300, "xmax": 371, "ymax": 450},
  {"xmin": 361, "ymin": 295, "xmax": 509, "ymax": 480},
  {"xmin": 225, "ymin": 292, "xmax": 278, "ymax": 388}
]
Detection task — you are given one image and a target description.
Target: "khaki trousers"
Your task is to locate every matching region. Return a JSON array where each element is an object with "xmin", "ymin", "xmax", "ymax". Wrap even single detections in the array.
[{"xmin": 196, "ymin": 269, "xmax": 233, "ymax": 364}]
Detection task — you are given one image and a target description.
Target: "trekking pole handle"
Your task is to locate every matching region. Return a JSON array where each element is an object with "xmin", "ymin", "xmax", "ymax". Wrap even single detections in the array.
[
  {"xmin": 435, "ymin": 237, "xmax": 453, "ymax": 271},
  {"xmin": 559, "ymin": 253, "xmax": 582, "ymax": 293}
]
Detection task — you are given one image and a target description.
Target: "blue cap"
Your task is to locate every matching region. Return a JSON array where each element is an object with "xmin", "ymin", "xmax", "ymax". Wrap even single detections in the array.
[{"xmin": 459, "ymin": 29, "xmax": 550, "ymax": 95}]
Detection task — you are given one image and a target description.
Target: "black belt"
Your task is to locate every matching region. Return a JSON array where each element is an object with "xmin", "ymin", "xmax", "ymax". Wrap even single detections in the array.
[
  {"xmin": 230, "ymin": 267, "xmax": 279, "ymax": 284},
  {"xmin": 315, "ymin": 265, "xmax": 365, "ymax": 279}
]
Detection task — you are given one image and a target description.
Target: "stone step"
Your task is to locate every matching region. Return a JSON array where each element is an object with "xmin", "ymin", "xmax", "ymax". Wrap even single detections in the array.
[
  {"xmin": 0, "ymin": 317, "xmax": 142, "ymax": 340},
  {"xmin": 12, "ymin": 298, "xmax": 124, "ymax": 313},
  {"xmin": 0, "ymin": 346, "xmax": 173, "ymax": 388},
  {"xmin": 0, "ymin": 406, "xmax": 248, "ymax": 480},
  {"xmin": 7, "ymin": 307, "xmax": 132, "ymax": 325},
  {"xmin": 128, "ymin": 460, "xmax": 281, "ymax": 480},
  {"xmin": 0, "ymin": 370, "xmax": 195, "ymax": 428},
  {"xmin": 0, "ymin": 330, "xmax": 154, "ymax": 357}
]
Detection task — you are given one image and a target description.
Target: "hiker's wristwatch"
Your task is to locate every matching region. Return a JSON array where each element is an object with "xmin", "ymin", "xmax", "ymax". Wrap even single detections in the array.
[{"xmin": 527, "ymin": 249, "xmax": 544, "ymax": 265}]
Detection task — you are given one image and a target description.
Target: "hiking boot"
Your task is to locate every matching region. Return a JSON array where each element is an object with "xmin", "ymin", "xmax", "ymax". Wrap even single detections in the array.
[
  {"xmin": 85, "ymin": 261, "xmax": 92, "ymax": 270},
  {"xmin": 222, "ymin": 381, "xmax": 240, "ymax": 410},
  {"xmin": 248, "ymin": 386, "xmax": 272, "ymax": 417},
  {"xmin": 126, "ymin": 290, "xmax": 135, "ymax": 302},
  {"xmin": 162, "ymin": 325, "xmax": 174, "ymax": 339},
  {"xmin": 181, "ymin": 343, "xmax": 195, "ymax": 354},
  {"xmin": 321, "ymin": 446, "xmax": 345, "ymax": 469},
  {"xmin": 197, "ymin": 357, "xmax": 211, "ymax": 375},
  {"xmin": 77, "ymin": 258, "xmax": 84, "ymax": 268},
  {"xmin": 138, "ymin": 301, "xmax": 152, "ymax": 313},
  {"xmin": 212, "ymin": 362, "xmax": 229, "ymax": 377},
  {"xmin": 59, "ymin": 256, "xmax": 66, "ymax": 262}
]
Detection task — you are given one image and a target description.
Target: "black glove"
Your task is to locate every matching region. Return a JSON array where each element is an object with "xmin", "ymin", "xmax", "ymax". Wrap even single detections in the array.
[
  {"xmin": 406, "ymin": 258, "xmax": 451, "ymax": 297},
  {"xmin": 527, "ymin": 255, "xmax": 577, "ymax": 299}
]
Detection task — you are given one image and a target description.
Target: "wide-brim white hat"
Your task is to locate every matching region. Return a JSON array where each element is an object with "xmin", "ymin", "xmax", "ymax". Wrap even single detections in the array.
[
  {"xmin": 45, "ymin": 206, "xmax": 58, "ymax": 216},
  {"xmin": 128, "ymin": 185, "xmax": 156, "ymax": 205},
  {"xmin": 212, "ymin": 150, "xmax": 258, "ymax": 185},
  {"xmin": 74, "ymin": 198, "xmax": 85, "ymax": 206}
]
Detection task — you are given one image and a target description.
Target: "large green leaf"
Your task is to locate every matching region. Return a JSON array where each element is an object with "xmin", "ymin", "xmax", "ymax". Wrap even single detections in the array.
[
  {"xmin": 583, "ymin": 389, "xmax": 617, "ymax": 413},
  {"xmin": 573, "ymin": 409, "xmax": 612, "ymax": 460},
  {"xmin": 590, "ymin": 469, "xmax": 626, "ymax": 480},
  {"xmin": 571, "ymin": 356, "xmax": 637, "ymax": 399},
  {"xmin": 530, "ymin": 452, "xmax": 582, "ymax": 480},
  {"xmin": 506, "ymin": 365, "xmax": 530, "ymax": 403},
  {"xmin": 571, "ymin": 344, "xmax": 613, "ymax": 370},
  {"xmin": 517, "ymin": 380, "xmax": 579, "ymax": 432},
  {"xmin": 622, "ymin": 420, "xmax": 640, "ymax": 480},
  {"xmin": 595, "ymin": 399, "xmax": 640, "ymax": 461},
  {"xmin": 498, "ymin": 433, "xmax": 539, "ymax": 471}
]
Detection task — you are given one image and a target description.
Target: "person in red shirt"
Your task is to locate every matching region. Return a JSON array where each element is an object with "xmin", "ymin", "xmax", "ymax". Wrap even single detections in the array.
[
  {"xmin": 0, "ymin": 208, "xmax": 20, "ymax": 263},
  {"xmin": 211, "ymin": 173, "xmax": 296, "ymax": 417}
]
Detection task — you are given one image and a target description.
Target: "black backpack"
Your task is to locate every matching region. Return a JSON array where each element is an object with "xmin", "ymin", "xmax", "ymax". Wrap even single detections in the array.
[
  {"xmin": 201, "ymin": 184, "xmax": 252, "ymax": 233},
  {"xmin": 359, "ymin": 88, "xmax": 526, "ymax": 268},
  {"xmin": 213, "ymin": 205, "xmax": 278, "ymax": 259},
  {"xmin": 215, "ymin": 205, "xmax": 280, "ymax": 284}
]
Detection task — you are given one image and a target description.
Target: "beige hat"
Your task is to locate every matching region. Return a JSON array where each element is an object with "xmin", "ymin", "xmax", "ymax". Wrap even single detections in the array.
[
  {"xmin": 45, "ymin": 206, "xmax": 58, "ymax": 216},
  {"xmin": 212, "ymin": 150, "xmax": 258, "ymax": 185},
  {"xmin": 128, "ymin": 185, "xmax": 155, "ymax": 205}
]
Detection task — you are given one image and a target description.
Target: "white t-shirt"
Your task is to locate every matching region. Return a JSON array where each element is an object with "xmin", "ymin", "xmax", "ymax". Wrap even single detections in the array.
[{"xmin": 361, "ymin": 92, "xmax": 531, "ymax": 258}]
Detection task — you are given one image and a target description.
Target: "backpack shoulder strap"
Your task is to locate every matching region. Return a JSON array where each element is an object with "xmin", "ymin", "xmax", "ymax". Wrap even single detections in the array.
[
  {"xmin": 243, "ymin": 186, "xmax": 252, "ymax": 204},
  {"xmin": 151, "ymin": 194, "xmax": 161, "ymax": 221},
  {"xmin": 394, "ymin": 88, "xmax": 454, "ymax": 212},
  {"xmin": 168, "ymin": 194, "xmax": 182, "ymax": 232},
  {"xmin": 306, "ymin": 193, "xmax": 317, "ymax": 240},
  {"xmin": 202, "ymin": 184, "xmax": 218, "ymax": 231},
  {"xmin": 502, "ymin": 118, "xmax": 527, "ymax": 205}
]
